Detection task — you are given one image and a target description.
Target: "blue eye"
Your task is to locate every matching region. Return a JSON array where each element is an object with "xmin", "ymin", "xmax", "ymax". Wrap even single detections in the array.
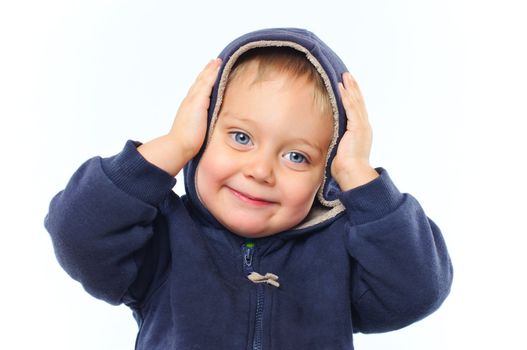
[
  {"xmin": 230, "ymin": 131, "xmax": 252, "ymax": 145},
  {"xmin": 284, "ymin": 152, "xmax": 307, "ymax": 164}
]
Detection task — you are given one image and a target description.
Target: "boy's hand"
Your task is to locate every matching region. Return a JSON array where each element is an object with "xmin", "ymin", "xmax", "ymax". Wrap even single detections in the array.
[
  {"xmin": 169, "ymin": 58, "xmax": 223, "ymax": 158},
  {"xmin": 138, "ymin": 58, "xmax": 222, "ymax": 177},
  {"xmin": 331, "ymin": 72, "xmax": 379, "ymax": 191}
]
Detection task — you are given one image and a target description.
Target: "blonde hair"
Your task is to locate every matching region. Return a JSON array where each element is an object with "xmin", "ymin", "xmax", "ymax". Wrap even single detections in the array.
[{"xmin": 227, "ymin": 47, "xmax": 332, "ymax": 117}]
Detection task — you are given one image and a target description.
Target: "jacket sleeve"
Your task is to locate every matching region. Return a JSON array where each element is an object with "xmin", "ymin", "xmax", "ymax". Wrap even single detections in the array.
[
  {"xmin": 340, "ymin": 168, "xmax": 453, "ymax": 334},
  {"xmin": 44, "ymin": 140, "xmax": 177, "ymax": 306}
]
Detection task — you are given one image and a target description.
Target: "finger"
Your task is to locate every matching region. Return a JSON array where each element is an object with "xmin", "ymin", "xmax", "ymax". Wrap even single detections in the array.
[
  {"xmin": 197, "ymin": 58, "xmax": 222, "ymax": 84},
  {"xmin": 342, "ymin": 73, "xmax": 363, "ymax": 104},
  {"xmin": 338, "ymin": 82, "xmax": 357, "ymax": 118},
  {"xmin": 339, "ymin": 78, "xmax": 370, "ymax": 129},
  {"xmin": 188, "ymin": 58, "xmax": 222, "ymax": 96},
  {"xmin": 343, "ymin": 72, "xmax": 365, "ymax": 102},
  {"xmin": 202, "ymin": 58, "xmax": 222, "ymax": 76}
]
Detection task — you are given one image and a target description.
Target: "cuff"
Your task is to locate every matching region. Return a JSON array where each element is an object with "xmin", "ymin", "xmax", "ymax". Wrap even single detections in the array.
[
  {"xmin": 338, "ymin": 168, "xmax": 404, "ymax": 225},
  {"xmin": 100, "ymin": 140, "xmax": 177, "ymax": 206}
]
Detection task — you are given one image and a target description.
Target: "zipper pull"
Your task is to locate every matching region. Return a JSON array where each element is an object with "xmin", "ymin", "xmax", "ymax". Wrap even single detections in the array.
[{"xmin": 242, "ymin": 241, "xmax": 255, "ymax": 270}]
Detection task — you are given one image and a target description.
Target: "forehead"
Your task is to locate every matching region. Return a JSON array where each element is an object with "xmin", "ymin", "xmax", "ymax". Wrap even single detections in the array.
[
  {"xmin": 219, "ymin": 67, "xmax": 333, "ymax": 148},
  {"xmin": 229, "ymin": 59, "xmax": 313, "ymax": 92}
]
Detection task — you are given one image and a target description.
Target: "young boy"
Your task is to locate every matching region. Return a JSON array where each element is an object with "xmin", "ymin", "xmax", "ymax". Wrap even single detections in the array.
[{"xmin": 45, "ymin": 28, "xmax": 452, "ymax": 349}]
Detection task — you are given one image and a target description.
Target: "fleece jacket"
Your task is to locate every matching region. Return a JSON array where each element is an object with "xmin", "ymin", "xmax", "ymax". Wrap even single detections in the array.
[{"xmin": 44, "ymin": 28, "xmax": 453, "ymax": 350}]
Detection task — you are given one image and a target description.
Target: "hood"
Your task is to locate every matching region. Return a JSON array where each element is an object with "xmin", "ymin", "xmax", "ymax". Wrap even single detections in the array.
[{"xmin": 184, "ymin": 28, "xmax": 349, "ymax": 231}]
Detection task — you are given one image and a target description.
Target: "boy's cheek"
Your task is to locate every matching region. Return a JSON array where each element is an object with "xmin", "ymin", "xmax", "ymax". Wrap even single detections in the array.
[
  {"xmin": 209, "ymin": 154, "xmax": 237, "ymax": 177},
  {"xmin": 280, "ymin": 177, "xmax": 320, "ymax": 208}
]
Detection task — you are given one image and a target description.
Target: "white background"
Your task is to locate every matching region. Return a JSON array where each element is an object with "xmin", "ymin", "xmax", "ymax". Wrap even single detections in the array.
[{"xmin": 1, "ymin": 0, "xmax": 526, "ymax": 349}]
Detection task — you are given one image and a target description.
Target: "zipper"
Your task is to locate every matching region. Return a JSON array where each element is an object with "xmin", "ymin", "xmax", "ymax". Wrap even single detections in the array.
[
  {"xmin": 253, "ymin": 286, "xmax": 264, "ymax": 350},
  {"xmin": 242, "ymin": 241, "xmax": 264, "ymax": 350}
]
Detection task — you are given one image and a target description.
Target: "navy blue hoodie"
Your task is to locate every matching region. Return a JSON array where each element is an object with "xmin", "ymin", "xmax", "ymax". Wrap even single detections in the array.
[{"xmin": 45, "ymin": 28, "xmax": 453, "ymax": 349}]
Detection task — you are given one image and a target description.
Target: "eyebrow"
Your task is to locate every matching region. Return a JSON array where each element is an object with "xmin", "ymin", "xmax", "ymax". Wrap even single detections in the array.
[
  {"xmin": 292, "ymin": 138, "xmax": 324, "ymax": 155},
  {"xmin": 219, "ymin": 112, "xmax": 256, "ymax": 126}
]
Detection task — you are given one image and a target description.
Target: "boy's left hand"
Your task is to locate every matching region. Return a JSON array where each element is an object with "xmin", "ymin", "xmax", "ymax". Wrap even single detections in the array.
[{"xmin": 331, "ymin": 72, "xmax": 379, "ymax": 191}]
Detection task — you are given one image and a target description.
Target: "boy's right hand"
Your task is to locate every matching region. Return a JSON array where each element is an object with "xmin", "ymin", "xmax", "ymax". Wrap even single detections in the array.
[
  {"xmin": 138, "ymin": 58, "xmax": 222, "ymax": 177},
  {"xmin": 169, "ymin": 58, "xmax": 223, "ymax": 159}
]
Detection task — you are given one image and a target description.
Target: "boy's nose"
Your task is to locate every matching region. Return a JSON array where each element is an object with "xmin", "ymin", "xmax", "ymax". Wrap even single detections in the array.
[{"xmin": 243, "ymin": 153, "xmax": 275, "ymax": 185}]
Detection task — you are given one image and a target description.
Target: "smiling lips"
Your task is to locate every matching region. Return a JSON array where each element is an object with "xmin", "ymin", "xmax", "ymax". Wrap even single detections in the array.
[{"xmin": 227, "ymin": 187, "xmax": 275, "ymax": 206}]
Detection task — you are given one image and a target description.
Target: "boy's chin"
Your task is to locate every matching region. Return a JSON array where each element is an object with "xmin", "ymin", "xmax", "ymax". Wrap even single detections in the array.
[
  {"xmin": 235, "ymin": 231, "xmax": 279, "ymax": 239},
  {"xmin": 224, "ymin": 223, "xmax": 282, "ymax": 238},
  {"xmin": 227, "ymin": 224, "xmax": 279, "ymax": 239},
  {"xmin": 220, "ymin": 217, "xmax": 301, "ymax": 239},
  {"xmin": 222, "ymin": 204, "xmax": 317, "ymax": 238}
]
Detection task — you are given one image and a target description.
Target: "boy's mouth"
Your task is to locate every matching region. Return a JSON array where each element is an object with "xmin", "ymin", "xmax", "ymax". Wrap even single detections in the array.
[{"xmin": 226, "ymin": 187, "xmax": 275, "ymax": 206}]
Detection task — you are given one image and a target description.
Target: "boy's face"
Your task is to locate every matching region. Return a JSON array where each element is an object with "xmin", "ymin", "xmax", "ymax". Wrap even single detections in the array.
[{"xmin": 196, "ymin": 62, "xmax": 333, "ymax": 238}]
